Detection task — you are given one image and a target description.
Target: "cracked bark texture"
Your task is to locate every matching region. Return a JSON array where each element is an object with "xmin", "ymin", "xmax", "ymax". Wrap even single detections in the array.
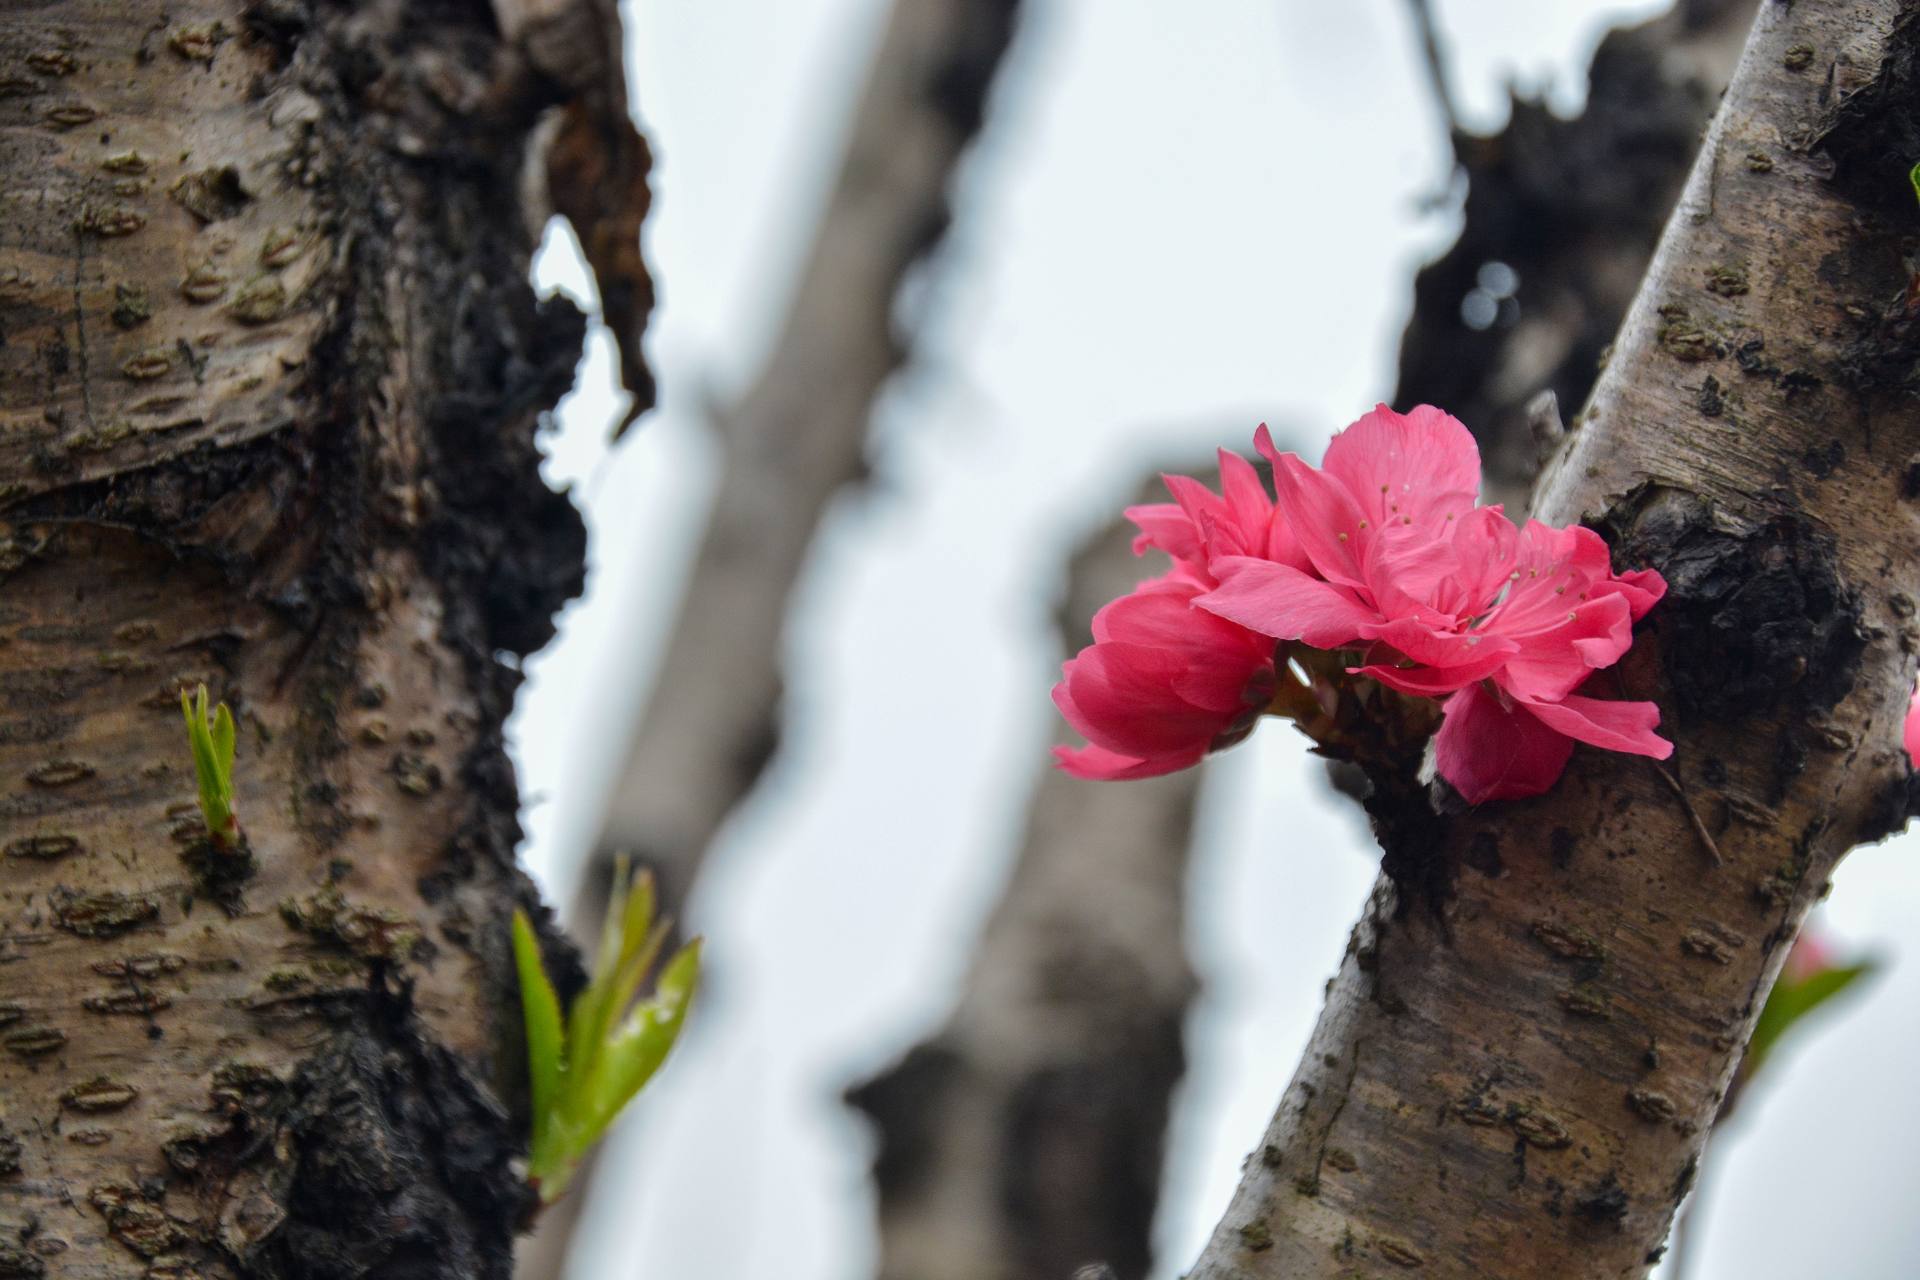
[
  {"xmin": 847, "ymin": 492, "xmax": 1203, "ymax": 1280},
  {"xmin": 1191, "ymin": 3, "xmax": 1920, "ymax": 1277},
  {"xmin": 0, "ymin": 1, "xmax": 646, "ymax": 1276}
]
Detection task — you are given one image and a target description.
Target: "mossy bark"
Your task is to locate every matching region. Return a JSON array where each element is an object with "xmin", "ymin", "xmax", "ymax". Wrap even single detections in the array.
[
  {"xmin": 1192, "ymin": 3, "xmax": 1920, "ymax": 1277},
  {"xmin": 0, "ymin": 2, "xmax": 645, "ymax": 1276}
]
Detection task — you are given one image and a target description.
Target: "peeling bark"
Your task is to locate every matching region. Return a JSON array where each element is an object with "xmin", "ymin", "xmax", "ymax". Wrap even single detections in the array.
[
  {"xmin": 1191, "ymin": 3, "xmax": 1920, "ymax": 1277},
  {"xmin": 0, "ymin": 2, "xmax": 645, "ymax": 1276},
  {"xmin": 848, "ymin": 493, "xmax": 1202, "ymax": 1280}
]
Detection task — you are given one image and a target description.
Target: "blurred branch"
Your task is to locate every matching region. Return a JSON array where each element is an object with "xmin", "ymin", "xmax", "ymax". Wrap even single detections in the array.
[
  {"xmin": 1393, "ymin": 0, "xmax": 1757, "ymax": 508},
  {"xmin": 584, "ymin": 0, "xmax": 1025, "ymax": 916},
  {"xmin": 1402, "ymin": 0, "xmax": 1462, "ymax": 139},
  {"xmin": 848, "ymin": 488, "xmax": 1205, "ymax": 1280},
  {"xmin": 518, "ymin": 2, "xmax": 1027, "ymax": 1275}
]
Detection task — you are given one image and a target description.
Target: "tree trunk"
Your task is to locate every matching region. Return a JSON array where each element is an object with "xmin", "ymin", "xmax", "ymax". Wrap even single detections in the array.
[
  {"xmin": 848, "ymin": 490, "xmax": 1204, "ymax": 1280},
  {"xmin": 0, "ymin": 1, "xmax": 645, "ymax": 1276},
  {"xmin": 1191, "ymin": 3, "xmax": 1920, "ymax": 1277}
]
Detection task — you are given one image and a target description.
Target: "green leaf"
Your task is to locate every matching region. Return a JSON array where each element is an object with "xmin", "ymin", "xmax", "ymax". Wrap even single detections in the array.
[
  {"xmin": 1909, "ymin": 160, "xmax": 1920, "ymax": 208},
  {"xmin": 1747, "ymin": 958, "xmax": 1877, "ymax": 1077},
  {"xmin": 517, "ymin": 864, "xmax": 700, "ymax": 1206},
  {"xmin": 567, "ymin": 858, "xmax": 643, "ymax": 1086},
  {"xmin": 581, "ymin": 939, "xmax": 700, "ymax": 1131},
  {"xmin": 512, "ymin": 910, "xmax": 566, "ymax": 1131},
  {"xmin": 211, "ymin": 701, "xmax": 236, "ymax": 786},
  {"xmin": 180, "ymin": 683, "xmax": 238, "ymax": 845}
]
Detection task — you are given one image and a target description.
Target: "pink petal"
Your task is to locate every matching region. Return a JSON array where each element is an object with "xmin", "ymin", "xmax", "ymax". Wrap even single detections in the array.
[
  {"xmin": 1522, "ymin": 693, "xmax": 1672, "ymax": 759},
  {"xmin": 1351, "ymin": 642, "xmax": 1513, "ymax": 698},
  {"xmin": 1906, "ymin": 684, "xmax": 1920, "ymax": 771},
  {"xmin": 1435, "ymin": 505, "xmax": 1519, "ymax": 616},
  {"xmin": 1362, "ymin": 518, "xmax": 1463, "ymax": 616},
  {"xmin": 1356, "ymin": 615, "xmax": 1519, "ymax": 670},
  {"xmin": 1433, "ymin": 683, "xmax": 1576, "ymax": 803},
  {"xmin": 1196, "ymin": 556, "xmax": 1377, "ymax": 647},
  {"xmin": 1216, "ymin": 448, "xmax": 1272, "ymax": 545},
  {"xmin": 1321, "ymin": 403, "xmax": 1481, "ymax": 529},
  {"xmin": 1124, "ymin": 502, "xmax": 1202, "ymax": 563},
  {"xmin": 1600, "ymin": 567, "xmax": 1667, "ymax": 621},
  {"xmin": 1163, "ymin": 473, "xmax": 1228, "ymax": 533},
  {"xmin": 1268, "ymin": 452, "xmax": 1370, "ymax": 589},
  {"xmin": 1494, "ymin": 593, "xmax": 1635, "ymax": 702},
  {"xmin": 1053, "ymin": 742, "xmax": 1200, "ymax": 781},
  {"xmin": 1253, "ymin": 422, "xmax": 1284, "ymax": 468},
  {"xmin": 1054, "ymin": 644, "xmax": 1225, "ymax": 757}
]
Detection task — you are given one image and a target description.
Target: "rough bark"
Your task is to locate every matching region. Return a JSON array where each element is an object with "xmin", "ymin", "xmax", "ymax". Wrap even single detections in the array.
[
  {"xmin": 0, "ymin": 1, "xmax": 645, "ymax": 1276},
  {"xmin": 1397, "ymin": 0, "xmax": 1757, "ymax": 509},
  {"xmin": 580, "ymin": 0, "xmax": 1024, "ymax": 919},
  {"xmin": 1191, "ymin": 3, "xmax": 1920, "ymax": 1277},
  {"xmin": 848, "ymin": 490, "xmax": 1203, "ymax": 1280}
]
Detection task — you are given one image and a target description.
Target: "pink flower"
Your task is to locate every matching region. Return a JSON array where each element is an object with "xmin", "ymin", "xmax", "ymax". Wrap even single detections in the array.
[
  {"xmin": 1904, "ymin": 683, "xmax": 1920, "ymax": 771},
  {"xmin": 1053, "ymin": 454, "xmax": 1282, "ymax": 780},
  {"xmin": 1193, "ymin": 404, "xmax": 1670, "ymax": 802}
]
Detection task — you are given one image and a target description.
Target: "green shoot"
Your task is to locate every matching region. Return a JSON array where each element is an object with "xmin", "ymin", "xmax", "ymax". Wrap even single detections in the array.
[
  {"xmin": 1909, "ymin": 160, "xmax": 1920, "ymax": 209},
  {"xmin": 513, "ymin": 858, "xmax": 700, "ymax": 1204},
  {"xmin": 180, "ymin": 683, "xmax": 240, "ymax": 852}
]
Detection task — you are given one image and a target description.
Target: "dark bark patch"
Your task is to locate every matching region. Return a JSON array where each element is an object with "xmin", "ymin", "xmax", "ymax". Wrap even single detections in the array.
[
  {"xmin": 1814, "ymin": 9, "xmax": 1920, "ymax": 216},
  {"xmin": 179, "ymin": 834, "xmax": 256, "ymax": 915},
  {"xmin": 0, "ymin": 1245, "xmax": 44, "ymax": 1278},
  {"xmin": 168, "ymin": 166, "xmax": 252, "ymax": 224},
  {"xmin": 1574, "ymin": 1172, "xmax": 1630, "ymax": 1225},
  {"xmin": 167, "ymin": 988, "xmax": 523, "ymax": 1280},
  {"xmin": 1392, "ymin": 4, "xmax": 1723, "ymax": 498},
  {"xmin": 1601, "ymin": 491, "xmax": 1864, "ymax": 723},
  {"xmin": 1853, "ymin": 769, "xmax": 1920, "ymax": 845},
  {"xmin": 844, "ymin": 1043, "xmax": 963, "ymax": 1196},
  {"xmin": 1811, "ymin": 9, "xmax": 1920, "ymax": 393},
  {"xmin": 922, "ymin": 0, "xmax": 1023, "ymax": 140},
  {"xmin": 1463, "ymin": 831, "xmax": 1503, "ymax": 877}
]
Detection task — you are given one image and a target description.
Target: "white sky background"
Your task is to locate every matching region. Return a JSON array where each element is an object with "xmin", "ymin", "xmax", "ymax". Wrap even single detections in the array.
[{"xmin": 508, "ymin": 1, "xmax": 1920, "ymax": 1276}]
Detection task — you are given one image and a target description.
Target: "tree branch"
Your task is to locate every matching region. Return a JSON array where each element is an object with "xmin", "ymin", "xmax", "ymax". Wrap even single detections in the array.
[
  {"xmin": 522, "ymin": 4, "xmax": 1026, "ymax": 1271},
  {"xmin": 581, "ymin": 0, "xmax": 1025, "ymax": 921}
]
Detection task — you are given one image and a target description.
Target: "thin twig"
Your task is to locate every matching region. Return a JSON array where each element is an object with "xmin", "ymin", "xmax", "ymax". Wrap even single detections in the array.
[
  {"xmin": 1403, "ymin": 0, "xmax": 1463, "ymax": 139},
  {"xmin": 1652, "ymin": 761, "xmax": 1724, "ymax": 867}
]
